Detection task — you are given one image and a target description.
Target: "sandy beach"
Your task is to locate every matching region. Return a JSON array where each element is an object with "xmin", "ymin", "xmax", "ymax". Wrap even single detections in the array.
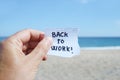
[{"xmin": 35, "ymin": 49, "xmax": 120, "ymax": 80}]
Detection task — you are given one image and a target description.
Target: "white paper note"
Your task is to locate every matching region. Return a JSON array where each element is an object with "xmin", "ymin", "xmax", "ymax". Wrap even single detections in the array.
[{"xmin": 45, "ymin": 28, "xmax": 80, "ymax": 57}]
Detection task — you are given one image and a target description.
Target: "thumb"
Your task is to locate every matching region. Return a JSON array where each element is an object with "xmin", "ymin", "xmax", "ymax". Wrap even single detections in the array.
[{"xmin": 28, "ymin": 37, "xmax": 53, "ymax": 61}]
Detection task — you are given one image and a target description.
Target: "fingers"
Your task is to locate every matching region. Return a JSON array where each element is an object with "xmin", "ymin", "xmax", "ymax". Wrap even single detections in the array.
[
  {"xmin": 22, "ymin": 41, "xmax": 39, "ymax": 52},
  {"xmin": 5, "ymin": 29, "xmax": 52, "ymax": 64},
  {"xmin": 28, "ymin": 37, "xmax": 53, "ymax": 61},
  {"xmin": 10, "ymin": 29, "xmax": 45, "ymax": 45}
]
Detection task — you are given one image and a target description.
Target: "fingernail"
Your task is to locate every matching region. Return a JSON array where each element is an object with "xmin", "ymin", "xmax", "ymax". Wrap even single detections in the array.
[{"xmin": 40, "ymin": 33, "xmax": 45, "ymax": 38}]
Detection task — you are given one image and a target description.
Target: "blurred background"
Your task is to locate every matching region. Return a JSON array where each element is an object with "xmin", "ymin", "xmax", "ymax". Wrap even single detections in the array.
[{"xmin": 0, "ymin": 0, "xmax": 120, "ymax": 37}]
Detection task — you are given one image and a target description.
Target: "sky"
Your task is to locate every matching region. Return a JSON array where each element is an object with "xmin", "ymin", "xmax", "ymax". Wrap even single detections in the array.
[{"xmin": 0, "ymin": 0, "xmax": 120, "ymax": 37}]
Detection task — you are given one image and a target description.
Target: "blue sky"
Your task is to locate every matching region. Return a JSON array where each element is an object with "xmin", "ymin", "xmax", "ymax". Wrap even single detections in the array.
[{"xmin": 0, "ymin": 0, "xmax": 120, "ymax": 37}]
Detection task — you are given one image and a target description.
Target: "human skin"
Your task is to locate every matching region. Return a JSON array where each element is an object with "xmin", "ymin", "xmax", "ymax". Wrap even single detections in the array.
[{"xmin": 0, "ymin": 29, "xmax": 53, "ymax": 80}]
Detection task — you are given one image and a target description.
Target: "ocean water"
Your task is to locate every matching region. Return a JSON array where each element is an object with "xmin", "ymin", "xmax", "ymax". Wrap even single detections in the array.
[
  {"xmin": 78, "ymin": 37, "xmax": 120, "ymax": 47},
  {"xmin": 0, "ymin": 37, "xmax": 120, "ymax": 48},
  {"xmin": 0, "ymin": 37, "xmax": 7, "ymax": 41}
]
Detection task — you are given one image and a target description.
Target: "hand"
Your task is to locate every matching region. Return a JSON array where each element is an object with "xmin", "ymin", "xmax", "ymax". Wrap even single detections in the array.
[{"xmin": 0, "ymin": 29, "xmax": 53, "ymax": 80}]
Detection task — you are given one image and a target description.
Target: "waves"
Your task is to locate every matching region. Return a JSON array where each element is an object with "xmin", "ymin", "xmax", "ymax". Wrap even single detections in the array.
[{"xmin": 80, "ymin": 46, "xmax": 120, "ymax": 50}]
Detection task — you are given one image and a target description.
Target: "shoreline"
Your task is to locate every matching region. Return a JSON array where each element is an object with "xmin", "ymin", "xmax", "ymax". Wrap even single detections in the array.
[{"xmin": 80, "ymin": 46, "xmax": 120, "ymax": 50}]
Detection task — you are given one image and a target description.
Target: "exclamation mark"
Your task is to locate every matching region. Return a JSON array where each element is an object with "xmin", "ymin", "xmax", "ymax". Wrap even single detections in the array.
[{"xmin": 71, "ymin": 47, "xmax": 73, "ymax": 54}]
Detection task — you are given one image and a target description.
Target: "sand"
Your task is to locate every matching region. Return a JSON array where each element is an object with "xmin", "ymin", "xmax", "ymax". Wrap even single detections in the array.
[{"xmin": 35, "ymin": 49, "xmax": 120, "ymax": 80}]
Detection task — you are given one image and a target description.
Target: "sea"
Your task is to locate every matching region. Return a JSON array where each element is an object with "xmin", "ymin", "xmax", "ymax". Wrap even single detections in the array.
[{"xmin": 0, "ymin": 37, "xmax": 120, "ymax": 48}]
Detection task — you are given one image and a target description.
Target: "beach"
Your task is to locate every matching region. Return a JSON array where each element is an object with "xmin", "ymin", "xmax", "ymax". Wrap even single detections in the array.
[{"xmin": 35, "ymin": 48, "xmax": 120, "ymax": 80}]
